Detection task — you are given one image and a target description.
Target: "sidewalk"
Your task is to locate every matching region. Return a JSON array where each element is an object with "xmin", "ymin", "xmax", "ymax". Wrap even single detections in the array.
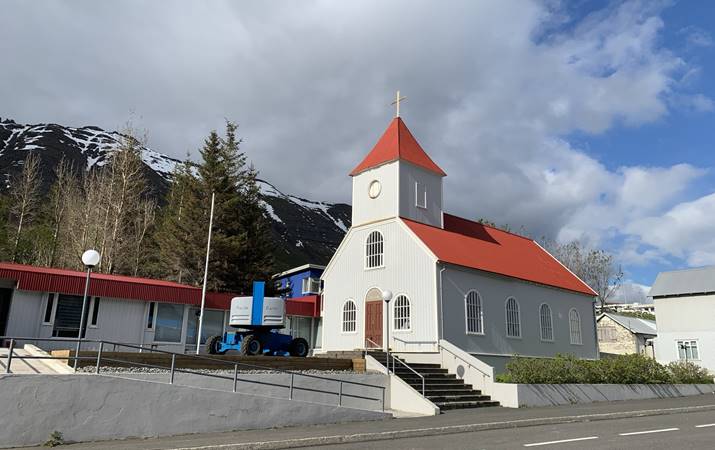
[{"xmin": 44, "ymin": 394, "xmax": 715, "ymax": 450}]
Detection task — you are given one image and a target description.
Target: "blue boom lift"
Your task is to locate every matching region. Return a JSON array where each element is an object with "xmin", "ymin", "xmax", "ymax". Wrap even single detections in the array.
[{"xmin": 205, "ymin": 281, "xmax": 310, "ymax": 357}]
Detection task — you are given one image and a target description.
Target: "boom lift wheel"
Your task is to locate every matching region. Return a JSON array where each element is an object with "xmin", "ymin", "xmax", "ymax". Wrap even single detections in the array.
[
  {"xmin": 206, "ymin": 335, "xmax": 226, "ymax": 355},
  {"xmin": 289, "ymin": 337, "xmax": 310, "ymax": 357},
  {"xmin": 241, "ymin": 334, "xmax": 263, "ymax": 356}
]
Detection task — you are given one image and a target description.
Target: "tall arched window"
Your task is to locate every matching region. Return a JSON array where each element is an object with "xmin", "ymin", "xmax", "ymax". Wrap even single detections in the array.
[
  {"xmin": 505, "ymin": 297, "xmax": 521, "ymax": 338},
  {"xmin": 539, "ymin": 303, "xmax": 553, "ymax": 341},
  {"xmin": 393, "ymin": 295, "xmax": 411, "ymax": 330},
  {"xmin": 569, "ymin": 309, "xmax": 582, "ymax": 344},
  {"xmin": 365, "ymin": 231, "xmax": 384, "ymax": 269},
  {"xmin": 465, "ymin": 291, "xmax": 483, "ymax": 334},
  {"xmin": 342, "ymin": 300, "xmax": 357, "ymax": 333}
]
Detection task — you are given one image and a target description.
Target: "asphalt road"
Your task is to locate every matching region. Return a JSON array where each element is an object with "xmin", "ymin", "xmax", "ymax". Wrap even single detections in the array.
[{"xmin": 319, "ymin": 408, "xmax": 715, "ymax": 449}]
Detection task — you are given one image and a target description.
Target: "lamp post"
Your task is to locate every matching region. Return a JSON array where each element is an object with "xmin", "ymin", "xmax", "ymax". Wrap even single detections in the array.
[
  {"xmin": 382, "ymin": 289, "xmax": 393, "ymax": 373},
  {"xmin": 75, "ymin": 249, "xmax": 100, "ymax": 370}
]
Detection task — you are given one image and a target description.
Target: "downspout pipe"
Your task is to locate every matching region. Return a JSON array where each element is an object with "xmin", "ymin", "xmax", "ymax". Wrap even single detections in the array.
[{"xmin": 438, "ymin": 265, "xmax": 446, "ymax": 340}]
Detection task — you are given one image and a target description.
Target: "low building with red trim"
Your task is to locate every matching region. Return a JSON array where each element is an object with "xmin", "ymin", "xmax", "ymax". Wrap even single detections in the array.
[
  {"xmin": 0, "ymin": 262, "xmax": 321, "ymax": 353},
  {"xmin": 321, "ymin": 117, "xmax": 599, "ymax": 372}
]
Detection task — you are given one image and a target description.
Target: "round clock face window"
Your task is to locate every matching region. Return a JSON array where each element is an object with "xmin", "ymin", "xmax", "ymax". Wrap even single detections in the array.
[{"xmin": 368, "ymin": 180, "xmax": 382, "ymax": 199}]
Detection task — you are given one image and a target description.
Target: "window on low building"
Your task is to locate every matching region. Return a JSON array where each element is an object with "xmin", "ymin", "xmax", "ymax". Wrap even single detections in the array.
[
  {"xmin": 677, "ymin": 340, "xmax": 699, "ymax": 361},
  {"xmin": 43, "ymin": 293, "xmax": 55, "ymax": 324},
  {"xmin": 52, "ymin": 294, "xmax": 90, "ymax": 338},
  {"xmin": 89, "ymin": 298, "xmax": 100, "ymax": 327},
  {"xmin": 505, "ymin": 297, "xmax": 521, "ymax": 338},
  {"xmin": 365, "ymin": 231, "xmax": 384, "ymax": 269},
  {"xmin": 539, "ymin": 303, "xmax": 553, "ymax": 341},
  {"xmin": 186, "ymin": 308, "xmax": 225, "ymax": 345},
  {"xmin": 146, "ymin": 302, "xmax": 156, "ymax": 329},
  {"xmin": 465, "ymin": 291, "xmax": 483, "ymax": 334},
  {"xmin": 302, "ymin": 277, "xmax": 320, "ymax": 294},
  {"xmin": 598, "ymin": 326, "xmax": 617, "ymax": 342},
  {"xmin": 154, "ymin": 303, "xmax": 185, "ymax": 343},
  {"xmin": 393, "ymin": 295, "xmax": 411, "ymax": 331},
  {"xmin": 569, "ymin": 309, "xmax": 582, "ymax": 345},
  {"xmin": 342, "ymin": 300, "xmax": 357, "ymax": 333}
]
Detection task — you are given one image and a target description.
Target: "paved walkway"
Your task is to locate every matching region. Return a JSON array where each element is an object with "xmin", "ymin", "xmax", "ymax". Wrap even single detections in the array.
[
  {"xmin": 41, "ymin": 394, "xmax": 715, "ymax": 449},
  {"xmin": 0, "ymin": 347, "xmax": 63, "ymax": 374}
]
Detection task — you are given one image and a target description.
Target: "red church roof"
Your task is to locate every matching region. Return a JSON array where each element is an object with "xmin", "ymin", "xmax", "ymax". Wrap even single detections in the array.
[
  {"xmin": 403, "ymin": 214, "xmax": 596, "ymax": 297},
  {"xmin": 0, "ymin": 262, "xmax": 236, "ymax": 309},
  {"xmin": 350, "ymin": 118, "xmax": 447, "ymax": 177}
]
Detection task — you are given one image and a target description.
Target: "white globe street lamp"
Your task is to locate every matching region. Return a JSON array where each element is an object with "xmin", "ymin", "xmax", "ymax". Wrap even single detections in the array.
[
  {"xmin": 75, "ymin": 249, "xmax": 101, "ymax": 370},
  {"xmin": 382, "ymin": 289, "xmax": 393, "ymax": 372}
]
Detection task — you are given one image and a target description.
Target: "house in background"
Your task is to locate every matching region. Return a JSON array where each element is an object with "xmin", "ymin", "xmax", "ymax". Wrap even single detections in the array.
[
  {"xmin": 273, "ymin": 264, "xmax": 324, "ymax": 351},
  {"xmin": 597, "ymin": 312, "xmax": 656, "ymax": 358},
  {"xmin": 0, "ymin": 262, "xmax": 233, "ymax": 353},
  {"xmin": 650, "ymin": 266, "xmax": 715, "ymax": 371}
]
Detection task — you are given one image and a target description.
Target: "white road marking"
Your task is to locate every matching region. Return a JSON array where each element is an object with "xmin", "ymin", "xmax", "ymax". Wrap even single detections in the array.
[
  {"xmin": 695, "ymin": 423, "xmax": 715, "ymax": 428},
  {"xmin": 619, "ymin": 427, "xmax": 679, "ymax": 436},
  {"xmin": 523, "ymin": 436, "xmax": 599, "ymax": 447}
]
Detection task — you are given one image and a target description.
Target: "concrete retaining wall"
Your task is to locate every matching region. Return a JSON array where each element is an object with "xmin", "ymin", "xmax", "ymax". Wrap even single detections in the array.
[
  {"xmin": 111, "ymin": 372, "xmax": 387, "ymax": 411},
  {"xmin": 0, "ymin": 374, "xmax": 389, "ymax": 448},
  {"xmin": 492, "ymin": 382, "xmax": 715, "ymax": 408}
]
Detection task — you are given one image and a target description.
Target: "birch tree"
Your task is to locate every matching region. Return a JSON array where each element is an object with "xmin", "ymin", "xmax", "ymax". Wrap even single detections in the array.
[{"xmin": 9, "ymin": 152, "xmax": 42, "ymax": 262}]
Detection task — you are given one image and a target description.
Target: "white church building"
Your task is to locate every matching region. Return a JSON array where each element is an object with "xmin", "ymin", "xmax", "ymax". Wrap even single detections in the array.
[{"xmin": 320, "ymin": 116, "xmax": 599, "ymax": 372}]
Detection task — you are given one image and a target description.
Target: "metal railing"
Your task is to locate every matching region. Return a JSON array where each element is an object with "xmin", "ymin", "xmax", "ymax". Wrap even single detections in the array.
[
  {"xmin": 0, "ymin": 336, "xmax": 385, "ymax": 411},
  {"xmin": 438, "ymin": 340, "xmax": 492, "ymax": 379},
  {"xmin": 362, "ymin": 338, "xmax": 425, "ymax": 396}
]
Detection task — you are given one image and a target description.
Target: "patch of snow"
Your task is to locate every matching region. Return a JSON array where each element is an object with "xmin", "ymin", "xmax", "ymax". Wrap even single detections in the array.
[
  {"xmin": 295, "ymin": 240, "xmax": 304, "ymax": 248},
  {"xmin": 261, "ymin": 200, "xmax": 283, "ymax": 223}
]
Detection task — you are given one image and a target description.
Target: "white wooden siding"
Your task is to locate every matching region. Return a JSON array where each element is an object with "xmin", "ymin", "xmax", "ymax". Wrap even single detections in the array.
[
  {"xmin": 321, "ymin": 219, "xmax": 438, "ymax": 352},
  {"xmin": 351, "ymin": 163, "xmax": 400, "ymax": 226},
  {"xmin": 398, "ymin": 163, "xmax": 443, "ymax": 228}
]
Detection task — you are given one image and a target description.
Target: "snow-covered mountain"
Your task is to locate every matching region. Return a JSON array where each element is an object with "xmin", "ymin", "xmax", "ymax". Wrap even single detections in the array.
[{"xmin": 0, "ymin": 118, "xmax": 350, "ymax": 269}]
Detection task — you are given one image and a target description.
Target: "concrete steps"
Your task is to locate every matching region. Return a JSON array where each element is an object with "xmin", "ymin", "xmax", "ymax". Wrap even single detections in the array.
[{"xmin": 366, "ymin": 350, "xmax": 499, "ymax": 412}]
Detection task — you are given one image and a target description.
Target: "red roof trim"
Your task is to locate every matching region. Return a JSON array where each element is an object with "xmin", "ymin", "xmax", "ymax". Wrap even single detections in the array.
[
  {"xmin": 350, "ymin": 118, "xmax": 446, "ymax": 177},
  {"xmin": 0, "ymin": 262, "xmax": 237, "ymax": 309},
  {"xmin": 285, "ymin": 295, "xmax": 320, "ymax": 317},
  {"xmin": 403, "ymin": 215, "xmax": 596, "ymax": 297}
]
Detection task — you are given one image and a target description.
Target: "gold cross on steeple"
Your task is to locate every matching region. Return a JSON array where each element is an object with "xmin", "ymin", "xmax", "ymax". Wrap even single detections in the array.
[{"xmin": 391, "ymin": 90, "xmax": 407, "ymax": 118}]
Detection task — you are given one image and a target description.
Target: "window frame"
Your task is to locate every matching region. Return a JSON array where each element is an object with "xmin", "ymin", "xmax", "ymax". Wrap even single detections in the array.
[
  {"xmin": 676, "ymin": 339, "xmax": 700, "ymax": 361},
  {"xmin": 301, "ymin": 277, "xmax": 320, "ymax": 295},
  {"xmin": 43, "ymin": 293, "xmax": 57, "ymax": 325},
  {"xmin": 415, "ymin": 181, "xmax": 427, "ymax": 209},
  {"xmin": 88, "ymin": 297, "xmax": 101, "ymax": 328},
  {"xmin": 153, "ymin": 303, "xmax": 186, "ymax": 344},
  {"xmin": 365, "ymin": 230, "xmax": 385, "ymax": 270},
  {"xmin": 146, "ymin": 302, "xmax": 156, "ymax": 330},
  {"xmin": 465, "ymin": 290, "xmax": 484, "ymax": 335},
  {"xmin": 569, "ymin": 308, "xmax": 582, "ymax": 345},
  {"xmin": 393, "ymin": 294, "xmax": 411, "ymax": 332},
  {"xmin": 342, "ymin": 299, "xmax": 357, "ymax": 334},
  {"xmin": 505, "ymin": 297, "xmax": 521, "ymax": 339},
  {"xmin": 539, "ymin": 303, "xmax": 554, "ymax": 342}
]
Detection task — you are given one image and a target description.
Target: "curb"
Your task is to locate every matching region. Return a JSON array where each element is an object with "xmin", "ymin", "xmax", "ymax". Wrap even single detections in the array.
[{"xmin": 169, "ymin": 403, "xmax": 715, "ymax": 450}]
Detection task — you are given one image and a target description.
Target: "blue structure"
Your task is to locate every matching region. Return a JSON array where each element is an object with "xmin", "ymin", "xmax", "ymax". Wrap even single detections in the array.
[{"xmin": 273, "ymin": 264, "xmax": 325, "ymax": 299}]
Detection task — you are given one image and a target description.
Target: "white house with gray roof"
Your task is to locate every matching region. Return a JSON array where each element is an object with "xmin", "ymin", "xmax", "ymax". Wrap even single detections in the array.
[{"xmin": 650, "ymin": 266, "xmax": 715, "ymax": 371}]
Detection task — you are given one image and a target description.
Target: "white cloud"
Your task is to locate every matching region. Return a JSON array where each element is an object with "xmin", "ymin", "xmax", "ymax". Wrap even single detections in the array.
[{"xmin": 0, "ymin": 0, "xmax": 712, "ymax": 278}]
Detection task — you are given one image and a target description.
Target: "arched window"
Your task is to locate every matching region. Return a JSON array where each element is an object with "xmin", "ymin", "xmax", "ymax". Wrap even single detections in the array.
[
  {"xmin": 539, "ymin": 303, "xmax": 553, "ymax": 341},
  {"xmin": 505, "ymin": 297, "xmax": 521, "ymax": 338},
  {"xmin": 569, "ymin": 309, "xmax": 582, "ymax": 345},
  {"xmin": 393, "ymin": 295, "xmax": 411, "ymax": 330},
  {"xmin": 465, "ymin": 291, "xmax": 483, "ymax": 334},
  {"xmin": 365, "ymin": 231, "xmax": 384, "ymax": 269},
  {"xmin": 342, "ymin": 300, "xmax": 357, "ymax": 333}
]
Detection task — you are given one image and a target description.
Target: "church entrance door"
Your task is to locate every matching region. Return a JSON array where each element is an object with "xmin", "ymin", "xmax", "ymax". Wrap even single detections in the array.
[{"xmin": 365, "ymin": 301, "xmax": 383, "ymax": 349}]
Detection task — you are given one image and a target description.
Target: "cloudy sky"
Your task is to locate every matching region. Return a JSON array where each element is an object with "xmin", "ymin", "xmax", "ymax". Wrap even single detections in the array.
[{"xmin": 2, "ymin": 0, "xmax": 714, "ymax": 287}]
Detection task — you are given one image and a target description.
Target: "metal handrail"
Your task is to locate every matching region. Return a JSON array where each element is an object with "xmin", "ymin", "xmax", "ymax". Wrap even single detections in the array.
[
  {"xmin": 393, "ymin": 337, "xmax": 438, "ymax": 345},
  {"xmin": 388, "ymin": 353, "xmax": 425, "ymax": 396},
  {"xmin": 0, "ymin": 336, "xmax": 386, "ymax": 411},
  {"xmin": 364, "ymin": 337, "xmax": 382, "ymax": 349},
  {"xmin": 438, "ymin": 341, "xmax": 491, "ymax": 379}
]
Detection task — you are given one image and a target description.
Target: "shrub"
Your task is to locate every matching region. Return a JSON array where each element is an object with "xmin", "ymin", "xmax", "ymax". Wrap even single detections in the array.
[
  {"xmin": 667, "ymin": 361, "xmax": 714, "ymax": 384},
  {"xmin": 497, "ymin": 354, "xmax": 712, "ymax": 385}
]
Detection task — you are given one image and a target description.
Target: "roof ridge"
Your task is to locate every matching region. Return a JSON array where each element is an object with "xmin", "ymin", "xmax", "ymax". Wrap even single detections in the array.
[{"xmin": 443, "ymin": 212, "xmax": 534, "ymax": 242}]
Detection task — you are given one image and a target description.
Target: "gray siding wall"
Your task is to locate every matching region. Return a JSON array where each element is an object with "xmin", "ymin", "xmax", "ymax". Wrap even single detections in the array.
[
  {"xmin": 440, "ymin": 265, "xmax": 598, "ymax": 361},
  {"xmin": 398, "ymin": 163, "xmax": 443, "ymax": 228},
  {"xmin": 5, "ymin": 290, "xmax": 43, "ymax": 337}
]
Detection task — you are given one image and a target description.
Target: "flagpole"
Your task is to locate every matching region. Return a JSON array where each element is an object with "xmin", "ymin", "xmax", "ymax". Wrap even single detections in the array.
[{"xmin": 196, "ymin": 191, "xmax": 215, "ymax": 355}]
